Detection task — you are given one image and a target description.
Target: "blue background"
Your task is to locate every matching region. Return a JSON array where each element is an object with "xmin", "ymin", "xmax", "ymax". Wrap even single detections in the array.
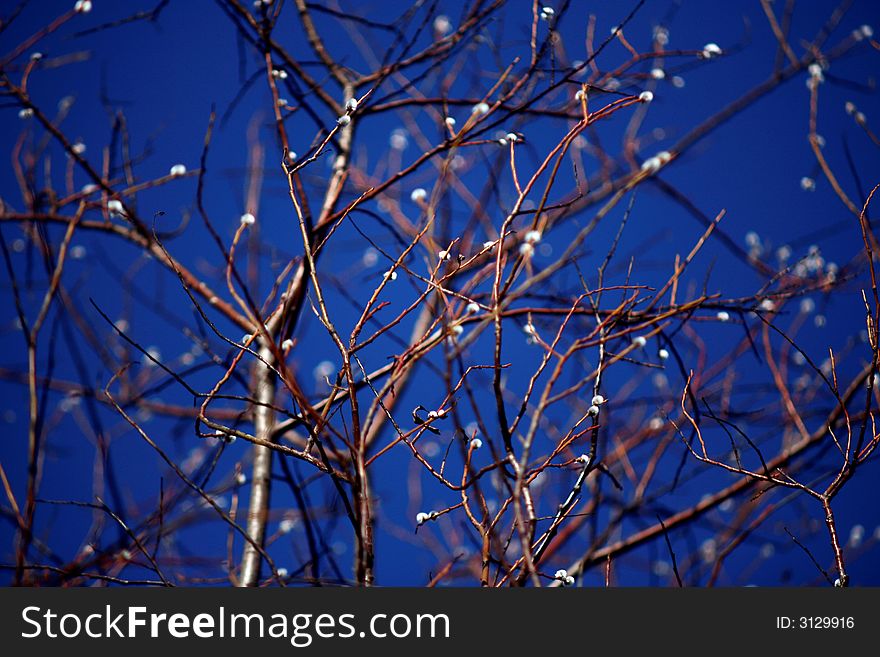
[{"xmin": 1, "ymin": 0, "xmax": 879, "ymax": 586}]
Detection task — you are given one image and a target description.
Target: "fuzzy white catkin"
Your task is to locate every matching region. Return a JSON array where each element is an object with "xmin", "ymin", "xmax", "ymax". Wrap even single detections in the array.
[
  {"xmin": 107, "ymin": 199, "xmax": 125, "ymax": 216},
  {"xmin": 240, "ymin": 212, "xmax": 256, "ymax": 225},
  {"xmin": 591, "ymin": 394, "xmax": 605, "ymax": 406},
  {"xmin": 639, "ymin": 90, "xmax": 654, "ymax": 103},
  {"xmin": 169, "ymin": 164, "xmax": 187, "ymax": 176},
  {"xmin": 702, "ymin": 42, "xmax": 722, "ymax": 58}
]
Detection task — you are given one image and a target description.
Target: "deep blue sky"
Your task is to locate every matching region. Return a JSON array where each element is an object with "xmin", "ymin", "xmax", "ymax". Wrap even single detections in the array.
[{"xmin": 2, "ymin": 0, "xmax": 879, "ymax": 586}]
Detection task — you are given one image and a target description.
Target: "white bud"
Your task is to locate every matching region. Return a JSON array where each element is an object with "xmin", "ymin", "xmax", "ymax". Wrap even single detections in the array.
[
  {"xmin": 438, "ymin": 250, "xmax": 451, "ymax": 261},
  {"xmin": 240, "ymin": 212, "xmax": 256, "ymax": 225},
  {"xmin": 313, "ymin": 361, "xmax": 335, "ymax": 382},
  {"xmin": 410, "ymin": 188, "xmax": 427, "ymax": 202},
  {"xmin": 271, "ymin": 69, "xmax": 288, "ymax": 79},
  {"xmin": 519, "ymin": 242, "xmax": 534, "ymax": 257},
  {"xmin": 639, "ymin": 91, "xmax": 654, "ymax": 103},
  {"xmin": 345, "ymin": 97, "xmax": 358, "ymax": 112},
  {"xmin": 506, "ymin": 132, "xmax": 519, "ymax": 143},
  {"xmin": 107, "ymin": 199, "xmax": 125, "ymax": 217},
  {"xmin": 281, "ymin": 338, "xmax": 294, "ymax": 351},
  {"xmin": 483, "ymin": 240, "xmax": 496, "ymax": 250},
  {"xmin": 658, "ymin": 348, "xmax": 670, "ymax": 360},
  {"xmin": 416, "ymin": 512, "xmax": 430, "ymax": 524},
  {"xmin": 74, "ymin": 1, "xmax": 92, "ymax": 13},
  {"xmin": 390, "ymin": 128, "xmax": 409, "ymax": 150},
  {"xmin": 384, "ymin": 270, "xmax": 398, "ymax": 281},
  {"xmin": 470, "ymin": 438, "xmax": 482, "ymax": 450},
  {"xmin": 591, "ymin": 394, "xmax": 605, "ymax": 406},
  {"xmin": 235, "ymin": 473, "xmax": 247, "ymax": 485},
  {"xmin": 336, "ymin": 114, "xmax": 351, "ymax": 126},
  {"xmin": 653, "ymin": 25, "xmax": 670, "ymax": 45},
  {"xmin": 18, "ymin": 108, "xmax": 34, "ymax": 119},
  {"xmin": 633, "ymin": 335, "xmax": 647, "ymax": 348},
  {"xmin": 554, "ymin": 569, "xmax": 568, "ymax": 579},
  {"xmin": 445, "ymin": 116, "xmax": 456, "ymax": 127},
  {"xmin": 466, "ymin": 302, "xmax": 481, "ymax": 314},
  {"xmin": 702, "ymin": 42, "xmax": 722, "ymax": 58},
  {"xmin": 587, "ymin": 404, "xmax": 600, "ymax": 417},
  {"xmin": 650, "ymin": 68, "xmax": 665, "ymax": 80},
  {"xmin": 716, "ymin": 311, "xmax": 730, "ymax": 322},
  {"xmin": 576, "ymin": 454, "xmax": 591, "ymax": 464},
  {"xmin": 277, "ymin": 97, "xmax": 288, "ymax": 107},
  {"xmin": 30, "ymin": 52, "xmax": 43, "ymax": 61},
  {"xmin": 279, "ymin": 518, "xmax": 295, "ymax": 534},
  {"xmin": 575, "ymin": 88, "xmax": 587, "ymax": 102},
  {"xmin": 563, "ymin": 575, "xmax": 575, "ymax": 586},
  {"xmin": 472, "ymin": 102, "xmax": 490, "ymax": 115},
  {"xmin": 498, "ymin": 138, "xmax": 508, "ymax": 146},
  {"xmin": 524, "ymin": 229, "xmax": 542, "ymax": 244},
  {"xmin": 433, "ymin": 15, "xmax": 452, "ymax": 35},
  {"xmin": 169, "ymin": 163, "xmax": 187, "ymax": 176},
  {"xmin": 641, "ymin": 156, "xmax": 662, "ymax": 174},
  {"xmin": 540, "ymin": 7, "xmax": 555, "ymax": 21},
  {"xmin": 71, "ymin": 142, "xmax": 86, "ymax": 155}
]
